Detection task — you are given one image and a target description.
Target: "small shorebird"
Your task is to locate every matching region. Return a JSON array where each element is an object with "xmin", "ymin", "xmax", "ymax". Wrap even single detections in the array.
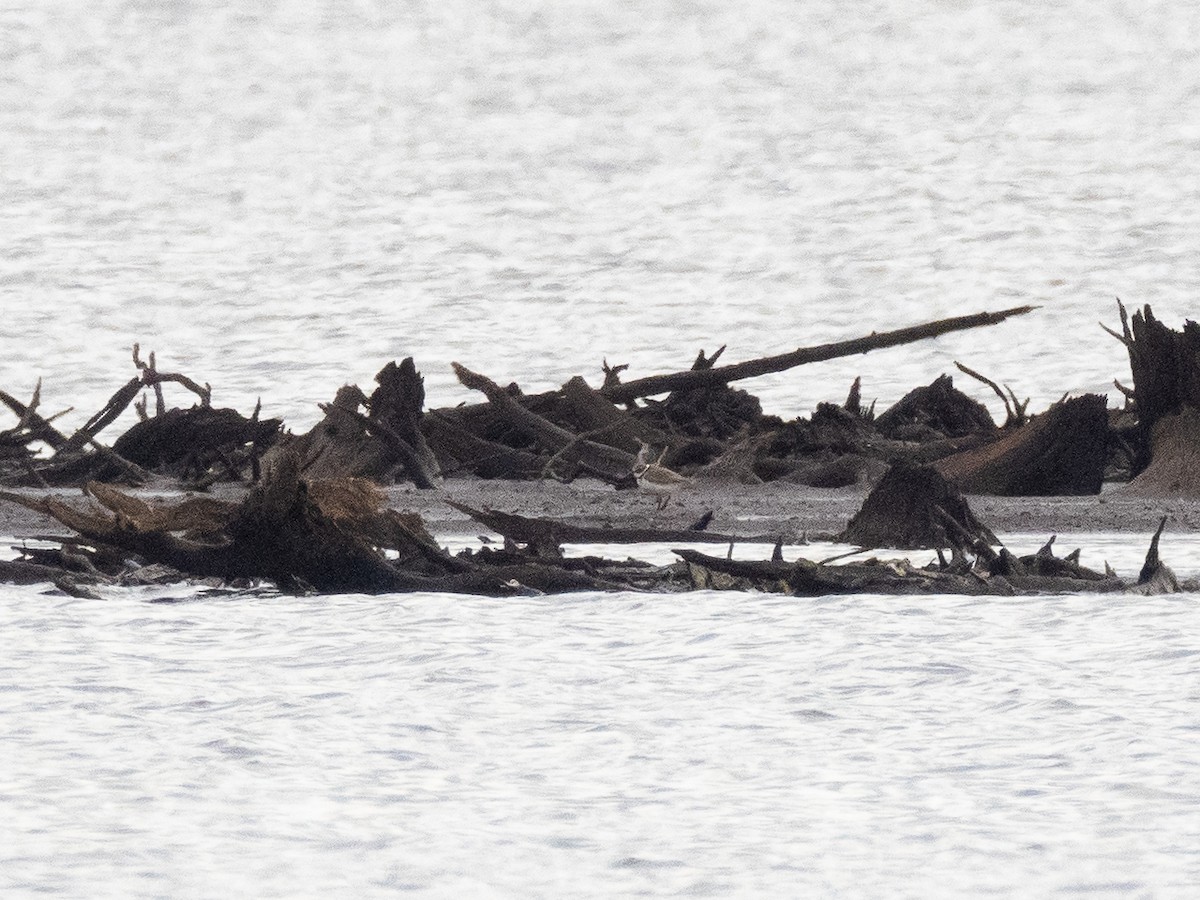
[{"xmin": 633, "ymin": 442, "xmax": 690, "ymax": 510}]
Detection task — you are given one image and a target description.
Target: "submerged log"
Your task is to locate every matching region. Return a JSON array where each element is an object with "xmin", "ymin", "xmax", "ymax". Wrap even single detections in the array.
[
  {"xmin": 838, "ymin": 463, "xmax": 997, "ymax": 550},
  {"xmin": 934, "ymin": 394, "xmax": 1108, "ymax": 496},
  {"xmin": 676, "ymin": 517, "xmax": 1183, "ymax": 597}
]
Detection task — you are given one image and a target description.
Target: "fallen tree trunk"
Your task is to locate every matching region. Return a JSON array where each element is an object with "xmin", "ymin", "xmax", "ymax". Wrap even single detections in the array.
[
  {"xmin": 560, "ymin": 376, "xmax": 669, "ymax": 452},
  {"xmin": 601, "ymin": 305, "xmax": 1036, "ymax": 404},
  {"xmin": 676, "ymin": 522, "xmax": 1156, "ymax": 596},
  {"xmin": 423, "ymin": 412, "xmax": 548, "ymax": 479},
  {"xmin": 446, "ymin": 500, "xmax": 795, "ymax": 556}
]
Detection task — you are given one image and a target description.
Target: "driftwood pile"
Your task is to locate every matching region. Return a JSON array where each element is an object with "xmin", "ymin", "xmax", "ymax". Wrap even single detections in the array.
[
  {"xmin": 1, "ymin": 301, "xmax": 1197, "ymax": 597},
  {"xmin": 0, "ymin": 346, "xmax": 279, "ymax": 489}
]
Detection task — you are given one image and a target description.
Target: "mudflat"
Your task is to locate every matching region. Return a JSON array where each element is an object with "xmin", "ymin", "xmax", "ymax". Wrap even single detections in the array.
[{"xmin": 3, "ymin": 477, "xmax": 1198, "ymax": 545}]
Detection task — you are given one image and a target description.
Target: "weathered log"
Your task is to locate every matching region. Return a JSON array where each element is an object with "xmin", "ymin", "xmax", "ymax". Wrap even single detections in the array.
[
  {"xmin": 601, "ymin": 305, "xmax": 1036, "ymax": 404},
  {"xmin": 675, "ymin": 547, "xmax": 1011, "ymax": 596},
  {"xmin": 59, "ymin": 377, "xmax": 143, "ymax": 454},
  {"xmin": 0, "ymin": 458, "xmax": 635, "ymax": 595},
  {"xmin": 0, "ymin": 385, "xmax": 70, "ymax": 450},
  {"xmin": 446, "ymin": 500, "xmax": 793, "ymax": 555},
  {"xmin": 676, "ymin": 535, "xmax": 1134, "ymax": 596},
  {"xmin": 934, "ymin": 394, "xmax": 1108, "ymax": 496},
  {"xmin": 839, "ymin": 462, "xmax": 997, "ymax": 550},
  {"xmin": 261, "ymin": 360, "xmax": 439, "ymax": 488}
]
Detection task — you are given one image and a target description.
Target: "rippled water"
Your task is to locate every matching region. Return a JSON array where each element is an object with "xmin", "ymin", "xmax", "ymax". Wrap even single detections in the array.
[
  {"xmin": 3, "ymin": 589, "xmax": 1199, "ymax": 898},
  {"xmin": 5, "ymin": 0, "xmax": 1200, "ymax": 896},
  {"xmin": 3, "ymin": 0, "xmax": 1200, "ymax": 431}
]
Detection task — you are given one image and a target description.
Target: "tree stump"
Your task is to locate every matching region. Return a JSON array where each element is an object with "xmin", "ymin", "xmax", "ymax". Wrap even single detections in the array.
[
  {"xmin": 838, "ymin": 462, "xmax": 997, "ymax": 550},
  {"xmin": 1117, "ymin": 303, "xmax": 1200, "ymax": 477},
  {"xmin": 934, "ymin": 394, "xmax": 1109, "ymax": 496}
]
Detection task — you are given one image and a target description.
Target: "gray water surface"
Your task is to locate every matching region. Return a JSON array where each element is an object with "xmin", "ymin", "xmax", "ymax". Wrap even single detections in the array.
[
  {"xmin": 3, "ymin": 0, "xmax": 1199, "ymax": 429},
  {"xmin": 3, "ymin": 590, "xmax": 1199, "ymax": 898}
]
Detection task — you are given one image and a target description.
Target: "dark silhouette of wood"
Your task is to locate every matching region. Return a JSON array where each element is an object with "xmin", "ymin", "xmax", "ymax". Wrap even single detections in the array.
[
  {"xmin": 1132, "ymin": 515, "xmax": 1180, "ymax": 593},
  {"xmin": 365, "ymin": 359, "xmax": 441, "ymax": 486},
  {"xmin": 874, "ymin": 374, "xmax": 996, "ymax": 440},
  {"xmin": 838, "ymin": 463, "xmax": 997, "ymax": 550},
  {"xmin": 1107, "ymin": 302, "xmax": 1200, "ymax": 486},
  {"xmin": 954, "ymin": 361, "xmax": 1029, "ymax": 426},
  {"xmin": 601, "ymin": 305, "xmax": 1036, "ymax": 404},
  {"xmin": 0, "ymin": 458, "xmax": 646, "ymax": 596},
  {"xmin": 0, "ymin": 383, "xmax": 70, "ymax": 450},
  {"xmin": 423, "ymin": 412, "xmax": 547, "ymax": 479},
  {"xmin": 560, "ymin": 376, "xmax": 669, "ymax": 452},
  {"xmin": 111, "ymin": 406, "xmax": 280, "ymax": 479},
  {"xmin": 675, "ymin": 548, "xmax": 1010, "ymax": 595}
]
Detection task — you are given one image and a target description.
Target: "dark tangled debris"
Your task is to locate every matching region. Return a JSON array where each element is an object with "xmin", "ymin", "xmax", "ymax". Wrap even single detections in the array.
[{"xmin": 0, "ymin": 302, "xmax": 1197, "ymax": 596}]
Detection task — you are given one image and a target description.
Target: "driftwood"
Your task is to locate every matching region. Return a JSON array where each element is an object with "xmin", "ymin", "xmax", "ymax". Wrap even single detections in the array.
[
  {"xmin": 560, "ymin": 376, "xmax": 669, "ymax": 452},
  {"xmin": 0, "ymin": 464, "xmax": 1185, "ymax": 598},
  {"xmin": 0, "ymin": 350, "xmax": 265, "ymax": 488},
  {"xmin": 873, "ymin": 374, "xmax": 995, "ymax": 441},
  {"xmin": 112, "ymin": 406, "xmax": 279, "ymax": 483},
  {"xmin": 446, "ymin": 500, "xmax": 794, "ymax": 557},
  {"xmin": 677, "ymin": 515, "xmax": 1177, "ymax": 596},
  {"xmin": 423, "ymin": 412, "xmax": 548, "ymax": 479},
  {"xmin": 0, "ymin": 458, "xmax": 670, "ymax": 596},
  {"xmin": 601, "ymin": 305, "xmax": 1036, "ymax": 404}
]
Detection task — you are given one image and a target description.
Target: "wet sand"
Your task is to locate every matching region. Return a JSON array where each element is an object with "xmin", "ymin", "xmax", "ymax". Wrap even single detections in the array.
[{"xmin": 3, "ymin": 477, "xmax": 1199, "ymax": 545}]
